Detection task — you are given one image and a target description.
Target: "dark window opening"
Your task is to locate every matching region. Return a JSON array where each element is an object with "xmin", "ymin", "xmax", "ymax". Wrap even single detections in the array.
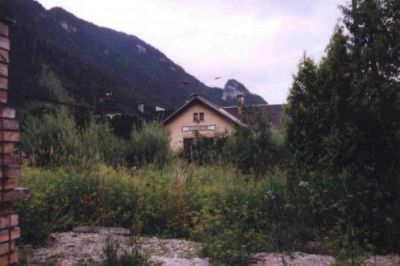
[
  {"xmin": 199, "ymin": 112, "xmax": 204, "ymax": 121},
  {"xmin": 193, "ymin": 112, "xmax": 198, "ymax": 121}
]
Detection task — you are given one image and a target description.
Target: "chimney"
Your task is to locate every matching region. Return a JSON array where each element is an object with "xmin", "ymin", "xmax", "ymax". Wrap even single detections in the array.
[
  {"xmin": 137, "ymin": 103, "xmax": 144, "ymax": 113},
  {"xmin": 237, "ymin": 94, "xmax": 244, "ymax": 115}
]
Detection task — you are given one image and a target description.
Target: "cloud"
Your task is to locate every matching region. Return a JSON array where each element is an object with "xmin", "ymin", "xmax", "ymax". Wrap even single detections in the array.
[{"xmin": 36, "ymin": 0, "xmax": 345, "ymax": 103}]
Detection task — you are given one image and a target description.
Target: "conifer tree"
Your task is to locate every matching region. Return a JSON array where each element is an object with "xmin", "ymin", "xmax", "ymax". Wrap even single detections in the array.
[
  {"xmin": 285, "ymin": 55, "xmax": 319, "ymax": 182},
  {"xmin": 286, "ymin": 0, "xmax": 400, "ymax": 253}
]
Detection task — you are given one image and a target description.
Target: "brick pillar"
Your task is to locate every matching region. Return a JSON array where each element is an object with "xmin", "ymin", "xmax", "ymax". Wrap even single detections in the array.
[{"xmin": 0, "ymin": 17, "xmax": 29, "ymax": 266}]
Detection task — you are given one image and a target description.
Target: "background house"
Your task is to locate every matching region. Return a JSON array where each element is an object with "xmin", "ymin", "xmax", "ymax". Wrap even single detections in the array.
[{"xmin": 163, "ymin": 94, "xmax": 283, "ymax": 152}]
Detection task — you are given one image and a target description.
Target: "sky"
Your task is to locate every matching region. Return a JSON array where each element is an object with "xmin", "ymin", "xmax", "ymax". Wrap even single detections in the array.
[{"xmin": 36, "ymin": 0, "xmax": 346, "ymax": 104}]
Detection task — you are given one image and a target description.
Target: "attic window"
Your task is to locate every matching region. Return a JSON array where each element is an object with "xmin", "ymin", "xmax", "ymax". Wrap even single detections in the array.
[
  {"xmin": 193, "ymin": 113, "xmax": 199, "ymax": 121},
  {"xmin": 199, "ymin": 112, "xmax": 204, "ymax": 121}
]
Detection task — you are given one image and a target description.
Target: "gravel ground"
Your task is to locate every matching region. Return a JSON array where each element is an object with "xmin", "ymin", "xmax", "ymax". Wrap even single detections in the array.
[
  {"xmin": 24, "ymin": 228, "xmax": 400, "ymax": 266},
  {"xmin": 29, "ymin": 232, "xmax": 206, "ymax": 266}
]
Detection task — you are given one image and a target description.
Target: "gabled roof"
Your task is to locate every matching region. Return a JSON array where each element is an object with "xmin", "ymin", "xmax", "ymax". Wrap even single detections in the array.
[{"xmin": 162, "ymin": 94, "xmax": 245, "ymax": 127}]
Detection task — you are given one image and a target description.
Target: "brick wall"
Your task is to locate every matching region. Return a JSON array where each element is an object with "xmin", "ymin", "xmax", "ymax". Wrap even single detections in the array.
[{"xmin": 0, "ymin": 18, "xmax": 29, "ymax": 266}]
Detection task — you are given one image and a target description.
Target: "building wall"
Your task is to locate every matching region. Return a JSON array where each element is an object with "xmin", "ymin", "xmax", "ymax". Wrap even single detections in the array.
[{"xmin": 165, "ymin": 103, "xmax": 237, "ymax": 151}]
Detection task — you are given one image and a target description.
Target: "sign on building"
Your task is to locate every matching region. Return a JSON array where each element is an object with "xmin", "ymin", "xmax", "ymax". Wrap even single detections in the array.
[{"xmin": 181, "ymin": 124, "xmax": 216, "ymax": 132}]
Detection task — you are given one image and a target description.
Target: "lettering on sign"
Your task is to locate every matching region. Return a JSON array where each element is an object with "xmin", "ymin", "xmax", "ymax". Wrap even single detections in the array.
[{"xmin": 182, "ymin": 124, "xmax": 216, "ymax": 132}]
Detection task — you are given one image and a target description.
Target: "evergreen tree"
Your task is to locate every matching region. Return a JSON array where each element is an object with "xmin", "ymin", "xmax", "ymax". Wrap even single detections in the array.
[
  {"xmin": 285, "ymin": 55, "xmax": 320, "ymax": 181},
  {"xmin": 286, "ymin": 0, "xmax": 400, "ymax": 254},
  {"xmin": 339, "ymin": 0, "xmax": 400, "ymax": 252}
]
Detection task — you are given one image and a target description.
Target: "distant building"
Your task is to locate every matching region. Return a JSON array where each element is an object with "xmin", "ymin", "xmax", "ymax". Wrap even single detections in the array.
[
  {"xmin": 223, "ymin": 103, "xmax": 284, "ymax": 130},
  {"xmin": 102, "ymin": 102, "xmax": 153, "ymax": 123},
  {"xmin": 101, "ymin": 102, "xmax": 170, "ymax": 123},
  {"xmin": 162, "ymin": 94, "xmax": 284, "ymax": 152}
]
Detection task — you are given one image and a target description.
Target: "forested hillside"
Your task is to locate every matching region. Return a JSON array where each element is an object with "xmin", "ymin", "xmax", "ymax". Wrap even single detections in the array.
[{"xmin": 1, "ymin": 0, "xmax": 265, "ymax": 110}]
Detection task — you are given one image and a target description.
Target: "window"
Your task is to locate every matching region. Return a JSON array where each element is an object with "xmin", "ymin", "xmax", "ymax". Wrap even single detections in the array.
[
  {"xmin": 199, "ymin": 112, "xmax": 204, "ymax": 121},
  {"xmin": 193, "ymin": 112, "xmax": 198, "ymax": 121}
]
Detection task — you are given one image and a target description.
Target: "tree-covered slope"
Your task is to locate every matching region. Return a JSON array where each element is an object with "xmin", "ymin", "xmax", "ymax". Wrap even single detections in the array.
[{"xmin": 2, "ymin": 0, "xmax": 265, "ymax": 109}]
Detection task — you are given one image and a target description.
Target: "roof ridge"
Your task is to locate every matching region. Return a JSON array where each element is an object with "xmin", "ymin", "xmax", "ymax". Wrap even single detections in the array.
[{"xmin": 162, "ymin": 95, "xmax": 245, "ymax": 126}]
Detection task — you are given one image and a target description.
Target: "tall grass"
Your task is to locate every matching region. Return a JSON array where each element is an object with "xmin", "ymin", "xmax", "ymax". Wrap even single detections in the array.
[
  {"xmin": 20, "ymin": 111, "xmax": 170, "ymax": 169},
  {"xmin": 126, "ymin": 122, "xmax": 170, "ymax": 168},
  {"xmin": 17, "ymin": 161, "xmax": 314, "ymax": 264}
]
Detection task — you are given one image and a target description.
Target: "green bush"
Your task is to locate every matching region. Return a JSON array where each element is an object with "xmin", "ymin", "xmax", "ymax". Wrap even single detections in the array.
[
  {"xmin": 223, "ymin": 108, "xmax": 287, "ymax": 179},
  {"xmin": 78, "ymin": 121, "xmax": 126, "ymax": 167},
  {"xmin": 20, "ymin": 110, "xmax": 126, "ymax": 168},
  {"xmin": 20, "ymin": 109, "xmax": 79, "ymax": 167},
  {"xmin": 126, "ymin": 122, "xmax": 170, "ymax": 168}
]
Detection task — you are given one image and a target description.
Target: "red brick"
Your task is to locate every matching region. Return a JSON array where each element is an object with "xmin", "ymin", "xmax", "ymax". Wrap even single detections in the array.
[
  {"xmin": 0, "ymin": 143, "xmax": 16, "ymax": 155},
  {"xmin": 0, "ymin": 23, "xmax": 8, "ymax": 37},
  {"xmin": 0, "ymin": 108, "xmax": 15, "ymax": 119},
  {"xmin": 0, "ymin": 50, "xmax": 8, "ymax": 64},
  {"xmin": 0, "ymin": 120, "xmax": 18, "ymax": 131},
  {"xmin": 0, "ymin": 227, "xmax": 20, "ymax": 242},
  {"xmin": 0, "ymin": 250, "xmax": 18, "ymax": 265},
  {"xmin": 0, "ymin": 78, "xmax": 7, "ymax": 90},
  {"xmin": 0, "ymin": 241, "xmax": 15, "ymax": 256},
  {"xmin": 0, "ymin": 37, "xmax": 9, "ymax": 51},
  {"xmin": 0, "ymin": 154, "xmax": 22, "ymax": 166},
  {"xmin": 0, "ymin": 166, "xmax": 20, "ymax": 179},
  {"xmin": 0, "ymin": 90, "xmax": 7, "ymax": 104},
  {"xmin": 0, "ymin": 215, "xmax": 18, "ymax": 229},
  {"xmin": 0, "ymin": 132, "xmax": 19, "ymax": 142},
  {"xmin": 1, "ymin": 189, "xmax": 29, "ymax": 202},
  {"xmin": 0, "ymin": 205, "xmax": 13, "ymax": 216},
  {"xmin": 0, "ymin": 179, "xmax": 19, "ymax": 191},
  {"xmin": 0, "ymin": 63, "xmax": 7, "ymax": 77}
]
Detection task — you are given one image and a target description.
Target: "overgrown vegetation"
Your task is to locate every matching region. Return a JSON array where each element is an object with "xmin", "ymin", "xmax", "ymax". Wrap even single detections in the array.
[
  {"xmin": 20, "ymin": 108, "xmax": 169, "ymax": 169},
  {"xmin": 18, "ymin": 162, "xmax": 303, "ymax": 265},
  {"xmin": 224, "ymin": 106, "xmax": 288, "ymax": 179},
  {"xmin": 16, "ymin": 0, "xmax": 400, "ymax": 265}
]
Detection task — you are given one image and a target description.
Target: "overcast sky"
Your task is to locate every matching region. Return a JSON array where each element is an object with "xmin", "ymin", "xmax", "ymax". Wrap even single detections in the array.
[{"xmin": 36, "ymin": 0, "xmax": 346, "ymax": 104}]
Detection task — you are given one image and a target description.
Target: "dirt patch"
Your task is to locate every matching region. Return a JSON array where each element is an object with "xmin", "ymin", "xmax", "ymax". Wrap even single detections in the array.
[{"xmin": 24, "ymin": 229, "xmax": 400, "ymax": 266}]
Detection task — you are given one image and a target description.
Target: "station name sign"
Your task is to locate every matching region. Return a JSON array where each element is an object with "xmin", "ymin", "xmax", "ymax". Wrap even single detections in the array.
[{"xmin": 182, "ymin": 124, "xmax": 216, "ymax": 132}]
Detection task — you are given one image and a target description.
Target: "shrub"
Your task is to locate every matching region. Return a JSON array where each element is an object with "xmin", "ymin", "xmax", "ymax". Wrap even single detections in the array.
[
  {"xmin": 20, "ymin": 110, "xmax": 127, "ymax": 168},
  {"xmin": 78, "ymin": 121, "xmax": 126, "ymax": 167},
  {"xmin": 126, "ymin": 122, "xmax": 170, "ymax": 168},
  {"xmin": 223, "ymin": 108, "xmax": 286, "ymax": 179},
  {"xmin": 20, "ymin": 109, "xmax": 79, "ymax": 167}
]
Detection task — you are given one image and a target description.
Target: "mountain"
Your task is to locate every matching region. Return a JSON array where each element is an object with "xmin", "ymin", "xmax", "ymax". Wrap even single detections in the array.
[
  {"xmin": 2, "ymin": 0, "xmax": 266, "ymax": 111},
  {"xmin": 221, "ymin": 79, "xmax": 264, "ymax": 104}
]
